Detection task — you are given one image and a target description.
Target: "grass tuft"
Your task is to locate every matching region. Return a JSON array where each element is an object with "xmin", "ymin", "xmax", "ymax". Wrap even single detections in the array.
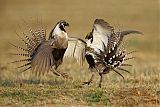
[{"xmin": 84, "ymin": 90, "xmax": 110, "ymax": 106}]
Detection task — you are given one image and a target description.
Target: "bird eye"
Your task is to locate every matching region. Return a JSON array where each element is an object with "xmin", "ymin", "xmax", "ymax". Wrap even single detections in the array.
[
  {"xmin": 61, "ymin": 23, "xmax": 64, "ymax": 27},
  {"xmin": 59, "ymin": 23, "xmax": 66, "ymax": 32},
  {"xmin": 85, "ymin": 32, "xmax": 92, "ymax": 39}
]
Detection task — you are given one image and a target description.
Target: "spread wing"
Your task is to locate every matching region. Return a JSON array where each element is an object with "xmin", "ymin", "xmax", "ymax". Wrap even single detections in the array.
[
  {"xmin": 64, "ymin": 37, "xmax": 86, "ymax": 65},
  {"xmin": 116, "ymin": 30, "xmax": 143, "ymax": 46},
  {"xmin": 91, "ymin": 19, "xmax": 142, "ymax": 53},
  {"xmin": 106, "ymin": 30, "xmax": 143, "ymax": 54},
  {"xmin": 91, "ymin": 19, "xmax": 114, "ymax": 52},
  {"xmin": 10, "ymin": 20, "xmax": 50, "ymax": 74},
  {"xmin": 31, "ymin": 41, "xmax": 54, "ymax": 76}
]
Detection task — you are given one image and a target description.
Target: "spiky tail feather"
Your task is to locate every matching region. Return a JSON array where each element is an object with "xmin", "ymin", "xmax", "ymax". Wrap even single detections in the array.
[
  {"xmin": 95, "ymin": 30, "xmax": 140, "ymax": 79},
  {"xmin": 10, "ymin": 19, "xmax": 47, "ymax": 73}
]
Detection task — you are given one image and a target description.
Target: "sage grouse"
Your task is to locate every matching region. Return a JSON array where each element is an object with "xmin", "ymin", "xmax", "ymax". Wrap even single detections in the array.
[
  {"xmin": 11, "ymin": 20, "xmax": 70, "ymax": 78},
  {"xmin": 64, "ymin": 19, "xmax": 142, "ymax": 87}
]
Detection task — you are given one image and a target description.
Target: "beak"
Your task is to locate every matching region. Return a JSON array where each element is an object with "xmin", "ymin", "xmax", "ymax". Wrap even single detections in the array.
[
  {"xmin": 85, "ymin": 36, "xmax": 88, "ymax": 39},
  {"xmin": 85, "ymin": 32, "xmax": 92, "ymax": 39},
  {"xmin": 65, "ymin": 22, "xmax": 69, "ymax": 27}
]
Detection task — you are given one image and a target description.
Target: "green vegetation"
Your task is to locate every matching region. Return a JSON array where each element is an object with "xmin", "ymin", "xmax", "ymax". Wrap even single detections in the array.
[{"xmin": 84, "ymin": 90, "xmax": 110, "ymax": 106}]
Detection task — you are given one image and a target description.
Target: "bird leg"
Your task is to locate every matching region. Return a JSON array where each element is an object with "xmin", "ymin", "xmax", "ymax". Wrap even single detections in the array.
[
  {"xmin": 82, "ymin": 72, "xmax": 94, "ymax": 85},
  {"xmin": 51, "ymin": 67, "xmax": 72, "ymax": 79},
  {"xmin": 59, "ymin": 72, "xmax": 72, "ymax": 79},
  {"xmin": 98, "ymin": 73, "xmax": 103, "ymax": 88},
  {"xmin": 51, "ymin": 67, "xmax": 61, "ymax": 76}
]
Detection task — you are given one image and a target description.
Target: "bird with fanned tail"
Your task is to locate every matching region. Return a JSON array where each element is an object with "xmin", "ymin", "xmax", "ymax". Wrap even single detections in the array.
[
  {"xmin": 64, "ymin": 19, "xmax": 142, "ymax": 87},
  {"xmin": 10, "ymin": 20, "xmax": 71, "ymax": 78}
]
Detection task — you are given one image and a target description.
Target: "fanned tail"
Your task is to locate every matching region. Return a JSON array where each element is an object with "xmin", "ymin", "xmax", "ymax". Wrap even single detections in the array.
[
  {"xmin": 117, "ymin": 30, "xmax": 143, "ymax": 46},
  {"xmin": 10, "ymin": 19, "xmax": 47, "ymax": 73},
  {"xmin": 16, "ymin": 62, "xmax": 31, "ymax": 69},
  {"xmin": 94, "ymin": 29, "xmax": 141, "ymax": 79},
  {"xmin": 120, "ymin": 30, "xmax": 143, "ymax": 36},
  {"xmin": 9, "ymin": 42, "xmax": 28, "ymax": 52},
  {"xmin": 11, "ymin": 58, "xmax": 31, "ymax": 63},
  {"xmin": 9, "ymin": 53, "xmax": 30, "ymax": 57}
]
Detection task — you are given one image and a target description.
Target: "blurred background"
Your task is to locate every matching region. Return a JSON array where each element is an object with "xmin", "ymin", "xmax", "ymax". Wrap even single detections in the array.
[{"xmin": 0, "ymin": 0, "xmax": 159, "ymax": 80}]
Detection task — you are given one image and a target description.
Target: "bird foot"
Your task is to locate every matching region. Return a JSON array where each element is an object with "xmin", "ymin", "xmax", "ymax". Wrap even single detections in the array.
[
  {"xmin": 82, "ymin": 81, "xmax": 91, "ymax": 85},
  {"xmin": 98, "ymin": 84, "xmax": 102, "ymax": 88},
  {"xmin": 60, "ymin": 72, "xmax": 73, "ymax": 80},
  {"xmin": 52, "ymin": 69, "xmax": 72, "ymax": 79}
]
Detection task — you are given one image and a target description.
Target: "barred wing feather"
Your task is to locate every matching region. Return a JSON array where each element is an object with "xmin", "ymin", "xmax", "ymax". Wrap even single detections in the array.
[
  {"xmin": 91, "ymin": 19, "xmax": 114, "ymax": 52},
  {"xmin": 64, "ymin": 37, "xmax": 86, "ymax": 65},
  {"xmin": 31, "ymin": 41, "xmax": 54, "ymax": 76}
]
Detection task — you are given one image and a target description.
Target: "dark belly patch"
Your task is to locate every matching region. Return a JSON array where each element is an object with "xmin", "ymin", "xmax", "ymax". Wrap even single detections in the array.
[
  {"xmin": 85, "ymin": 54, "xmax": 95, "ymax": 68},
  {"xmin": 52, "ymin": 48, "xmax": 67, "ymax": 61}
]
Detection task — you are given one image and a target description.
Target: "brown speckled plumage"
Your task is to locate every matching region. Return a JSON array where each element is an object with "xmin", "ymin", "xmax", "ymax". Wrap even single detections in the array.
[{"xmin": 11, "ymin": 20, "xmax": 70, "ymax": 78}]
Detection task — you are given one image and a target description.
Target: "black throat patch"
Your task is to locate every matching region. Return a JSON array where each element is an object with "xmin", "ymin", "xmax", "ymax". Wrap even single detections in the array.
[{"xmin": 59, "ymin": 25, "xmax": 66, "ymax": 32}]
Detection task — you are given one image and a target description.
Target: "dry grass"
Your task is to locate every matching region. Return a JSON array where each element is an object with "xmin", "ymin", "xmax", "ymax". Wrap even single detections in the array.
[{"xmin": 0, "ymin": 0, "xmax": 159, "ymax": 106}]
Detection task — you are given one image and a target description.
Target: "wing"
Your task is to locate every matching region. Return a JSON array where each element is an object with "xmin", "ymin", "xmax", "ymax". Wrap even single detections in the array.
[
  {"xmin": 91, "ymin": 19, "xmax": 114, "ymax": 52},
  {"xmin": 22, "ymin": 20, "xmax": 47, "ymax": 55},
  {"xmin": 31, "ymin": 41, "xmax": 54, "ymax": 76},
  {"xmin": 117, "ymin": 30, "xmax": 143, "ymax": 46},
  {"xmin": 64, "ymin": 37, "xmax": 86, "ymax": 65},
  {"xmin": 104, "ymin": 30, "xmax": 142, "ymax": 58},
  {"xmin": 10, "ymin": 20, "xmax": 48, "ymax": 73}
]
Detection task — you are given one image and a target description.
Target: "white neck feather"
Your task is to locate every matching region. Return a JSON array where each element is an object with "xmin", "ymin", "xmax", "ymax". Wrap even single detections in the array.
[{"xmin": 52, "ymin": 24, "xmax": 68, "ymax": 39}]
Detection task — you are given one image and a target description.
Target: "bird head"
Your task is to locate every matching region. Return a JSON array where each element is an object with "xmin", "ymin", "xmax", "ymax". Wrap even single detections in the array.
[
  {"xmin": 85, "ymin": 32, "xmax": 93, "ymax": 40},
  {"xmin": 58, "ymin": 20, "xmax": 69, "ymax": 32},
  {"xmin": 85, "ymin": 32, "xmax": 93, "ymax": 46},
  {"xmin": 49, "ymin": 20, "xmax": 69, "ymax": 39}
]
